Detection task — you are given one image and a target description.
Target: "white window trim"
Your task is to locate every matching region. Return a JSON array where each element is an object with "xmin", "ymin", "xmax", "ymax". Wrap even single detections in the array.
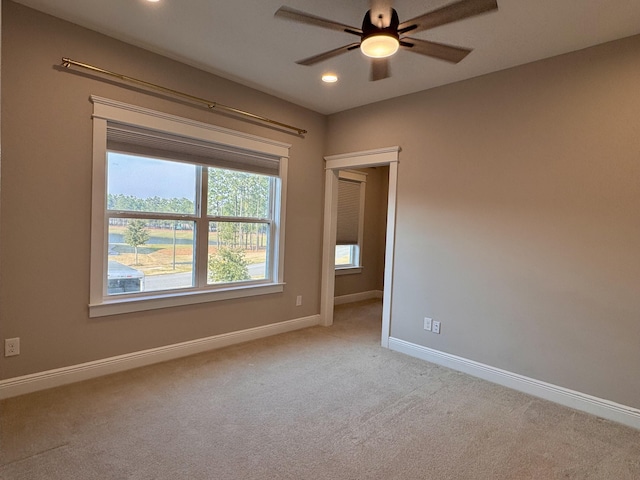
[
  {"xmin": 335, "ymin": 265, "xmax": 363, "ymax": 275},
  {"xmin": 335, "ymin": 169, "xmax": 366, "ymax": 272},
  {"xmin": 89, "ymin": 96, "xmax": 290, "ymax": 317}
]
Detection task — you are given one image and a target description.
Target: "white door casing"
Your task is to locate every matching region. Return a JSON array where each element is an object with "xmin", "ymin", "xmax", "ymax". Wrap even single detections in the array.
[{"xmin": 321, "ymin": 147, "xmax": 399, "ymax": 348}]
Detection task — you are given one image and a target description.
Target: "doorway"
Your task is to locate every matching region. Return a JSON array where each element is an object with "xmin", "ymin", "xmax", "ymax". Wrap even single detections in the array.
[{"xmin": 320, "ymin": 147, "xmax": 399, "ymax": 348}]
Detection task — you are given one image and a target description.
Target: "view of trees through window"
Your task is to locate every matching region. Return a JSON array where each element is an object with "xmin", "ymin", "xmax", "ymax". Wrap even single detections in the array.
[{"xmin": 106, "ymin": 153, "xmax": 272, "ymax": 296}]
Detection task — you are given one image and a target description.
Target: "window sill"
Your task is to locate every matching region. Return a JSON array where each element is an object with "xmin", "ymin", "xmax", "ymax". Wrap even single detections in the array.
[
  {"xmin": 89, "ymin": 282, "xmax": 285, "ymax": 318},
  {"xmin": 335, "ymin": 267, "xmax": 363, "ymax": 276}
]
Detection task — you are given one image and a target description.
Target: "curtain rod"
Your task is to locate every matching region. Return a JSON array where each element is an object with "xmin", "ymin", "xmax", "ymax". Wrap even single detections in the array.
[{"xmin": 60, "ymin": 57, "xmax": 307, "ymax": 135}]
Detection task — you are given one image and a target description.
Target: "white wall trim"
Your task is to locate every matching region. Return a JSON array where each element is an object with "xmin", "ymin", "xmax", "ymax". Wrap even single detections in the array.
[
  {"xmin": 389, "ymin": 337, "xmax": 640, "ymax": 430},
  {"xmin": 324, "ymin": 146, "xmax": 400, "ymax": 169},
  {"xmin": 334, "ymin": 266, "xmax": 363, "ymax": 276},
  {"xmin": 334, "ymin": 290, "xmax": 383, "ymax": 306},
  {"xmin": 90, "ymin": 283, "xmax": 285, "ymax": 318},
  {"xmin": 91, "ymin": 95, "xmax": 291, "ymax": 156},
  {"xmin": 0, "ymin": 314, "xmax": 320, "ymax": 400},
  {"xmin": 320, "ymin": 168, "xmax": 339, "ymax": 326},
  {"xmin": 321, "ymin": 146, "xmax": 399, "ymax": 351}
]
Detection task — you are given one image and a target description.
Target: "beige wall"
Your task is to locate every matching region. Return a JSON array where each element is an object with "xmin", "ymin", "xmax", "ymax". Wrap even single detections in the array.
[
  {"xmin": 2, "ymin": 1, "xmax": 640, "ymax": 412},
  {"xmin": 334, "ymin": 166, "xmax": 388, "ymax": 298},
  {"xmin": 327, "ymin": 36, "xmax": 640, "ymax": 408},
  {"xmin": 0, "ymin": 2, "xmax": 326, "ymax": 379}
]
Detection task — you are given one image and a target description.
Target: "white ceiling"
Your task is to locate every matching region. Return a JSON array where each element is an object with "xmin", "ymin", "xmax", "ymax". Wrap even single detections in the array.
[{"xmin": 13, "ymin": 0, "xmax": 640, "ymax": 114}]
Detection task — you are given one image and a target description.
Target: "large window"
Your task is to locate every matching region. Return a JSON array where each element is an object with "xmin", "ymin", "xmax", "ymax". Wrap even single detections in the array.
[
  {"xmin": 335, "ymin": 170, "xmax": 366, "ymax": 272},
  {"xmin": 90, "ymin": 97, "xmax": 289, "ymax": 317},
  {"xmin": 107, "ymin": 155, "xmax": 275, "ymax": 293}
]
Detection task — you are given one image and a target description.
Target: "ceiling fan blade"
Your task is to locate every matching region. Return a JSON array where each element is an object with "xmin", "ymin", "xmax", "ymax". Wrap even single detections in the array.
[
  {"xmin": 369, "ymin": 0, "xmax": 394, "ymax": 28},
  {"xmin": 296, "ymin": 43, "xmax": 361, "ymax": 66},
  {"xmin": 401, "ymin": 38, "xmax": 472, "ymax": 63},
  {"xmin": 370, "ymin": 58, "xmax": 390, "ymax": 81},
  {"xmin": 398, "ymin": 0, "xmax": 498, "ymax": 35},
  {"xmin": 275, "ymin": 6, "xmax": 362, "ymax": 36}
]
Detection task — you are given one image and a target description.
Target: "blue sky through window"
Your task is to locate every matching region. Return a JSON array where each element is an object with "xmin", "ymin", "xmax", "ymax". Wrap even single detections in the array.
[{"xmin": 107, "ymin": 152, "xmax": 196, "ymax": 201}]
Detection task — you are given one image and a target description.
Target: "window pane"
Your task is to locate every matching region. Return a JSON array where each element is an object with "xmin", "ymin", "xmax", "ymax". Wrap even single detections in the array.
[
  {"xmin": 107, "ymin": 153, "xmax": 197, "ymax": 215},
  {"xmin": 108, "ymin": 219, "xmax": 195, "ymax": 295},
  {"xmin": 335, "ymin": 245, "xmax": 356, "ymax": 267},
  {"xmin": 208, "ymin": 168, "xmax": 271, "ymax": 218},
  {"xmin": 208, "ymin": 221, "xmax": 269, "ymax": 284}
]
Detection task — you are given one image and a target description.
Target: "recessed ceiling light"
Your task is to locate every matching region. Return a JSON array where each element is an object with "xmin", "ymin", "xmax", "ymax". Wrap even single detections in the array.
[
  {"xmin": 322, "ymin": 74, "xmax": 338, "ymax": 83},
  {"xmin": 147, "ymin": 0, "xmax": 160, "ymax": 3}
]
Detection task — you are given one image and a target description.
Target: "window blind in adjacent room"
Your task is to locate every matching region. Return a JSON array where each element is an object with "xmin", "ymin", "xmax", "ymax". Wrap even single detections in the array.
[{"xmin": 336, "ymin": 178, "xmax": 362, "ymax": 245}]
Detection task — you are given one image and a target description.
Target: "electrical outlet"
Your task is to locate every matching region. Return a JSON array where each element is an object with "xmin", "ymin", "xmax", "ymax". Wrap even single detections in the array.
[
  {"xmin": 296, "ymin": 295, "xmax": 302, "ymax": 306},
  {"xmin": 5, "ymin": 338, "xmax": 20, "ymax": 357},
  {"xmin": 423, "ymin": 317, "xmax": 432, "ymax": 331},
  {"xmin": 432, "ymin": 321, "xmax": 441, "ymax": 334}
]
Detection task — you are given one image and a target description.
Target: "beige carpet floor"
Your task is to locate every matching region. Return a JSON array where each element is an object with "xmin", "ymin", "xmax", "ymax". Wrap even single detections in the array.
[{"xmin": 1, "ymin": 299, "xmax": 639, "ymax": 479}]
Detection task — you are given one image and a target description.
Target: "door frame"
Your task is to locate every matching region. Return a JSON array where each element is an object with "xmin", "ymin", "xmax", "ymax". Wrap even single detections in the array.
[{"xmin": 320, "ymin": 146, "xmax": 399, "ymax": 348}]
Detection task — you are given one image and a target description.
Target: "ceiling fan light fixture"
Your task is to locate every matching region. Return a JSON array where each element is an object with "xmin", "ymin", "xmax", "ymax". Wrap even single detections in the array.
[
  {"xmin": 360, "ymin": 34, "xmax": 400, "ymax": 58},
  {"xmin": 275, "ymin": 0, "xmax": 499, "ymax": 81}
]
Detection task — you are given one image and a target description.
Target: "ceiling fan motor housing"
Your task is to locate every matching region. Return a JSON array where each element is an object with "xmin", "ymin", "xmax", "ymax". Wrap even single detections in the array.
[
  {"xmin": 360, "ymin": 8, "xmax": 400, "ymax": 58},
  {"xmin": 362, "ymin": 8, "xmax": 400, "ymax": 42}
]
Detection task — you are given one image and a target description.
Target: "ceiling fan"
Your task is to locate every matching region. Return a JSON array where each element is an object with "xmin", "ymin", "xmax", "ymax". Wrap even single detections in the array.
[{"xmin": 275, "ymin": 0, "xmax": 498, "ymax": 81}]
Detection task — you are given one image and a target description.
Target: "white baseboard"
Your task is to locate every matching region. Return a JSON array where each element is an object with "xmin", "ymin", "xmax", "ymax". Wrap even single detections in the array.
[
  {"xmin": 0, "ymin": 314, "xmax": 320, "ymax": 400},
  {"xmin": 388, "ymin": 337, "xmax": 640, "ymax": 431},
  {"xmin": 334, "ymin": 290, "xmax": 383, "ymax": 306}
]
